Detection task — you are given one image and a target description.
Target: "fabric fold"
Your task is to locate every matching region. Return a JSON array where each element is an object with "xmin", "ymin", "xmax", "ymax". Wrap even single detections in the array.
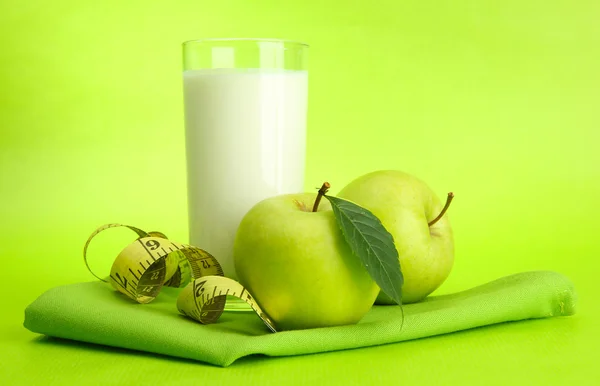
[{"xmin": 24, "ymin": 270, "xmax": 576, "ymax": 367}]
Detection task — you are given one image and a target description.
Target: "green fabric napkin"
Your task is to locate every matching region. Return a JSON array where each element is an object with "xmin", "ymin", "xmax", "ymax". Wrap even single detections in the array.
[{"xmin": 24, "ymin": 271, "xmax": 576, "ymax": 367}]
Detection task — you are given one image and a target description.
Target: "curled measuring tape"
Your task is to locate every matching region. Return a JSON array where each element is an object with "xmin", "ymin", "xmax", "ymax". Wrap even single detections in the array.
[{"xmin": 83, "ymin": 223, "xmax": 277, "ymax": 332}]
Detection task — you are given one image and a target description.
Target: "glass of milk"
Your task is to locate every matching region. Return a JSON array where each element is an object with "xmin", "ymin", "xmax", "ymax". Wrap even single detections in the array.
[{"xmin": 182, "ymin": 39, "xmax": 308, "ymax": 279}]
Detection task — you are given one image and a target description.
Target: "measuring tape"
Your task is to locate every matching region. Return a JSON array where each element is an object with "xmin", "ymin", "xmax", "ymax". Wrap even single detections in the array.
[{"xmin": 83, "ymin": 223, "xmax": 277, "ymax": 332}]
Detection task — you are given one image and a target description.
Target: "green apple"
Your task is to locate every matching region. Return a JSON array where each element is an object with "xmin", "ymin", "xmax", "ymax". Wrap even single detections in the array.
[
  {"xmin": 233, "ymin": 192, "xmax": 380, "ymax": 331},
  {"xmin": 338, "ymin": 170, "xmax": 454, "ymax": 304}
]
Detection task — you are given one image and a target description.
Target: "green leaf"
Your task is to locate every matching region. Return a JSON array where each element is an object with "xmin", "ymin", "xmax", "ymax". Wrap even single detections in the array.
[{"xmin": 324, "ymin": 195, "xmax": 403, "ymax": 305}]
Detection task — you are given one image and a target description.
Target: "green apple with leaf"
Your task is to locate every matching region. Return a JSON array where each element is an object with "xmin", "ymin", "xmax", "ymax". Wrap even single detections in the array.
[
  {"xmin": 339, "ymin": 170, "xmax": 454, "ymax": 304},
  {"xmin": 233, "ymin": 183, "xmax": 403, "ymax": 331}
]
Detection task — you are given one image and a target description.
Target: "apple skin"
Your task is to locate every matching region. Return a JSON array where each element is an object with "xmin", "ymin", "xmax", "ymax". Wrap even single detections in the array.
[
  {"xmin": 338, "ymin": 170, "xmax": 454, "ymax": 304},
  {"xmin": 233, "ymin": 192, "xmax": 379, "ymax": 331}
]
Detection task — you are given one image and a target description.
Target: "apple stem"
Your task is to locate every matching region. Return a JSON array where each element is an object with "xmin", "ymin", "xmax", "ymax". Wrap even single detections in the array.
[
  {"xmin": 312, "ymin": 182, "xmax": 331, "ymax": 212},
  {"xmin": 428, "ymin": 192, "xmax": 455, "ymax": 227}
]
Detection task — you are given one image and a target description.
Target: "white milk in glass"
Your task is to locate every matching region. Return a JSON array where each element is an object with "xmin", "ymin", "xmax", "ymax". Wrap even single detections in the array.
[{"xmin": 183, "ymin": 68, "xmax": 308, "ymax": 279}]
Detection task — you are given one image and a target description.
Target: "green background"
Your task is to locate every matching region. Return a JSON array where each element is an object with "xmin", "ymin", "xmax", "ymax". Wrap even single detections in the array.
[{"xmin": 1, "ymin": 0, "xmax": 598, "ymax": 384}]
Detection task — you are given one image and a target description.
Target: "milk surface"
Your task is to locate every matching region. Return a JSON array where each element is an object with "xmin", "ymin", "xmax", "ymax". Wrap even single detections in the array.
[{"xmin": 183, "ymin": 68, "xmax": 308, "ymax": 279}]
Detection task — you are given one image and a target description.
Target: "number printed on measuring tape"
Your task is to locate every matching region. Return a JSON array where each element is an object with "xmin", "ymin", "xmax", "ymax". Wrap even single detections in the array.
[{"xmin": 83, "ymin": 223, "xmax": 277, "ymax": 332}]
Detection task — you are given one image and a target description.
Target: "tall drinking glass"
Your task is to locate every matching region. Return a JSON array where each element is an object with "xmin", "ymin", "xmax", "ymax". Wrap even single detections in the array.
[{"xmin": 183, "ymin": 39, "xmax": 308, "ymax": 279}]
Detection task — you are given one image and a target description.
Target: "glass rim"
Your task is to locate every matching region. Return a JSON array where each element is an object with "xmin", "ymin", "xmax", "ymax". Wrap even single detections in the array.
[{"xmin": 182, "ymin": 38, "xmax": 309, "ymax": 48}]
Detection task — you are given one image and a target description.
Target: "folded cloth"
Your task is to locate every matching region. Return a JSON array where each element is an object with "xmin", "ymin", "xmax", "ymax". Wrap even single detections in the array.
[{"xmin": 24, "ymin": 271, "xmax": 576, "ymax": 367}]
